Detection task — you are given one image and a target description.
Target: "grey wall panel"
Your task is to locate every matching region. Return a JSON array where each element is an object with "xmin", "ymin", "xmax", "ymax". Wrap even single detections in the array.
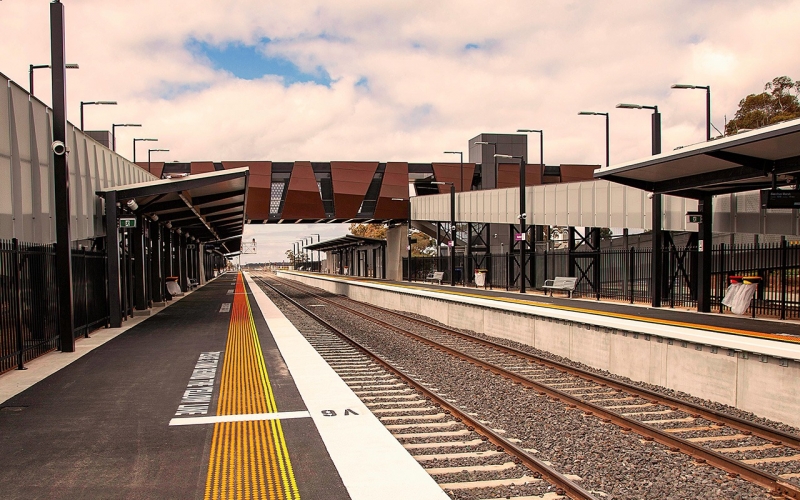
[
  {"xmin": 569, "ymin": 182, "xmax": 583, "ymax": 227},
  {"xmin": 609, "ymin": 183, "xmax": 626, "ymax": 228},
  {"xmin": 595, "ymin": 183, "xmax": 609, "ymax": 229},
  {"xmin": 67, "ymin": 126, "xmax": 79, "ymax": 238},
  {"xmin": 0, "ymin": 80, "xmax": 12, "ymax": 239}
]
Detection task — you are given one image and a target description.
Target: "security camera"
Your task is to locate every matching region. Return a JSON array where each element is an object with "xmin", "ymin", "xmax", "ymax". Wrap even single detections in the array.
[
  {"xmin": 518, "ymin": 213, "xmax": 527, "ymax": 220},
  {"xmin": 647, "ymin": 192, "xmax": 654, "ymax": 199},
  {"xmin": 52, "ymin": 141, "xmax": 68, "ymax": 156}
]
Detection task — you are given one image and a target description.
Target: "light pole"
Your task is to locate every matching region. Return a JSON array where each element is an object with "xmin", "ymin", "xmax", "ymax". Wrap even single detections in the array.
[
  {"xmin": 474, "ymin": 141, "xmax": 496, "ymax": 188},
  {"xmin": 517, "ymin": 129, "xmax": 543, "ymax": 169},
  {"xmin": 671, "ymin": 84, "xmax": 712, "ymax": 141},
  {"xmin": 444, "ymin": 151, "xmax": 464, "ymax": 192},
  {"xmin": 616, "ymin": 102, "xmax": 662, "ymax": 307},
  {"xmin": 432, "ymin": 181, "xmax": 456, "ymax": 286},
  {"xmin": 392, "ymin": 197, "xmax": 413, "ymax": 282},
  {"xmin": 672, "ymin": 84, "xmax": 714, "ymax": 312},
  {"xmin": 148, "ymin": 148, "xmax": 169, "ymax": 174},
  {"xmin": 112, "ymin": 123, "xmax": 141, "ymax": 152},
  {"xmin": 578, "ymin": 111, "xmax": 610, "ymax": 167},
  {"xmin": 133, "ymin": 138, "xmax": 157, "ymax": 163},
  {"xmin": 29, "ymin": 62, "xmax": 78, "ymax": 97},
  {"xmin": 495, "ymin": 154, "xmax": 527, "ymax": 294},
  {"xmin": 80, "ymin": 100, "xmax": 117, "ymax": 131}
]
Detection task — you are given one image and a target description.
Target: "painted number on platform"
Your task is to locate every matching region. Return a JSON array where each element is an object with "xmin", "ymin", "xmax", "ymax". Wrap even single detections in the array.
[{"xmin": 321, "ymin": 409, "xmax": 359, "ymax": 417}]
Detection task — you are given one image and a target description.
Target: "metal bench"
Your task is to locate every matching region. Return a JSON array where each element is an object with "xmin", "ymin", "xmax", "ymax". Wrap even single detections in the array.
[
  {"xmin": 542, "ymin": 276, "xmax": 578, "ymax": 297},
  {"xmin": 425, "ymin": 271, "xmax": 445, "ymax": 285}
]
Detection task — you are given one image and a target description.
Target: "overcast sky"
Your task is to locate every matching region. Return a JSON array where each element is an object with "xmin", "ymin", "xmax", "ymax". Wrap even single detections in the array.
[{"xmin": 2, "ymin": 0, "xmax": 799, "ymax": 262}]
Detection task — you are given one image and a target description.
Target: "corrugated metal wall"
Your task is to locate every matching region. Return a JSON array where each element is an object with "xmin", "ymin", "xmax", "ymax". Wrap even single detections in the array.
[
  {"xmin": 412, "ymin": 179, "xmax": 800, "ymax": 236},
  {"xmin": 0, "ymin": 72, "xmax": 155, "ymax": 244}
]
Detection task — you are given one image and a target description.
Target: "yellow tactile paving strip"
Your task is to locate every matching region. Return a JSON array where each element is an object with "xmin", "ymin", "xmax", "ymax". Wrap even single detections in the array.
[
  {"xmin": 297, "ymin": 273, "xmax": 800, "ymax": 345},
  {"xmin": 205, "ymin": 273, "xmax": 300, "ymax": 500}
]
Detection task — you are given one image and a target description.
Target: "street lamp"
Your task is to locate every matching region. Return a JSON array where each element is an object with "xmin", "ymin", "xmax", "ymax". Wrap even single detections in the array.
[
  {"xmin": 671, "ymin": 84, "xmax": 712, "ymax": 141},
  {"xmin": 517, "ymin": 129, "xmax": 543, "ymax": 169},
  {"xmin": 443, "ymin": 151, "xmax": 464, "ymax": 192},
  {"xmin": 616, "ymin": 102, "xmax": 662, "ymax": 307},
  {"xmin": 133, "ymin": 138, "xmax": 157, "ymax": 163},
  {"xmin": 495, "ymin": 153, "xmax": 528, "ymax": 294},
  {"xmin": 392, "ymin": 197, "xmax": 413, "ymax": 282},
  {"xmin": 578, "ymin": 111, "xmax": 610, "ymax": 167},
  {"xmin": 432, "ymin": 181, "xmax": 456, "ymax": 286},
  {"xmin": 80, "ymin": 100, "xmax": 117, "ymax": 131},
  {"xmin": 148, "ymin": 148, "xmax": 169, "ymax": 174},
  {"xmin": 29, "ymin": 62, "xmax": 78, "ymax": 97},
  {"xmin": 112, "ymin": 123, "xmax": 141, "ymax": 152}
]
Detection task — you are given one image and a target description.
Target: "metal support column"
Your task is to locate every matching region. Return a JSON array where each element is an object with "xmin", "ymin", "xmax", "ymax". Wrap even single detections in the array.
[
  {"xmin": 151, "ymin": 222, "xmax": 164, "ymax": 304},
  {"xmin": 696, "ymin": 195, "xmax": 713, "ymax": 312},
  {"xmin": 651, "ymin": 110, "xmax": 664, "ymax": 308},
  {"xmin": 105, "ymin": 191, "xmax": 122, "ymax": 327},
  {"xmin": 179, "ymin": 233, "xmax": 188, "ymax": 292},
  {"xmin": 133, "ymin": 215, "xmax": 147, "ymax": 311}
]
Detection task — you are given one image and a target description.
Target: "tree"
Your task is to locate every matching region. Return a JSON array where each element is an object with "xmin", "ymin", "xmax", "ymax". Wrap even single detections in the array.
[
  {"xmin": 410, "ymin": 230, "xmax": 436, "ymax": 256},
  {"xmin": 726, "ymin": 76, "xmax": 800, "ymax": 135},
  {"xmin": 348, "ymin": 223, "xmax": 387, "ymax": 239}
]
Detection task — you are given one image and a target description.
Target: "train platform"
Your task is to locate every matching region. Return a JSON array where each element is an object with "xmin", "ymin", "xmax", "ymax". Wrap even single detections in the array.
[
  {"xmin": 292, "ymin": 271, "xmax": 800, "ymax": 345},
  {"xmin": 0, "ymin": 272, "xmax": 446, "ymax": 500}
]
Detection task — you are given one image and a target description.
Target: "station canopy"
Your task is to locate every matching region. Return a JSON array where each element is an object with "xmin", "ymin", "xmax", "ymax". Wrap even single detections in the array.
[
  {"xmin": 595, "ymin": 118, "xmax": 800, "ymax": 199},
  {"xmin": 305, "ymin": 235, "xmax": 386, "ymax": 252},
  {"xmin": 97, "ymin": 167, "xmax": 248, "ymax": 254}
]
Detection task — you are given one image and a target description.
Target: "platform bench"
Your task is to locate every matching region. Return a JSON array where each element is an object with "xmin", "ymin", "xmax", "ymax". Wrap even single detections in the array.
[
  {"xmin": 426, "ymin": 271, "xmax": 445, "ymax": 285},
  {"xmin": 542, "ymin": 277, "xmax": 578, "ymax": 297}
]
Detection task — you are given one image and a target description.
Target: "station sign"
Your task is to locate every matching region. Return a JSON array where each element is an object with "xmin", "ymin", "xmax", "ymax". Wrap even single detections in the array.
[
  {"xmin": 514, "ymin": 233, "xmax": 524, "ymax": 241},
  {"xmin": 119, "ymin": 217, "xmax": 136, "ymax": 228},
  {"xmin": 761, "ymin": 189, "xmax": 800, "ymax": 209}
]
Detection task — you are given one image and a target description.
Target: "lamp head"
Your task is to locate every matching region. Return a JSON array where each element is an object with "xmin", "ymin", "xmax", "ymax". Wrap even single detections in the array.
[{"xmin": 616, "ymin": 103, "xmax": 643, "ymax": 109}]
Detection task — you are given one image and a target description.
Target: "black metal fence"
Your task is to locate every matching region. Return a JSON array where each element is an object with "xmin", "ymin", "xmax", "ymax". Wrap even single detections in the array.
[
  {"xmin": 1, "ymin": 239, "xmax": 109, "ymax": 374},
  {"xmin": 404, "ymin": 239, "xmax": 800, "ymax": 319}
]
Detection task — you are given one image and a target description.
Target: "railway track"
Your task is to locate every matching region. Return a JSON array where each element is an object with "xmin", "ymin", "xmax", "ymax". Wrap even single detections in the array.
[
  {"xmin": 256, "ymin": 274, "xmax": 598, "ymax": 500},
  {"xmin": 259, "ymin": 272, "xmax": 800, "ymax": 498}
]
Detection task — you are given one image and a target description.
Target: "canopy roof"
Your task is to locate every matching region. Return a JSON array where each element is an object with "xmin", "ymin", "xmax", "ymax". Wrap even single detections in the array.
[
  {"xmin": 97, "ymin": 167, "xmax": 248, "ymax": 253},
  {"xmin": 595, "ymin": 118, "xmax": 800, "ymax": 199},
  {"xmin": 305, "ymin": 235, "xmax": 386, "ymax": 252}
]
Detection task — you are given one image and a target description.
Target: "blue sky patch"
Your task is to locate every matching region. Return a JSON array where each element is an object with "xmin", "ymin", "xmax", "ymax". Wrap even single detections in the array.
[
  {"xmin": 465, "ymin": 43, "xmax": 480, "ymax": 50},
  {"xmin": 188, "ymin": 38, "xmax": 332, "ymax": 87},
  {"xmin": 355, "ymin": 77, "xmax": 369, "ymax": 90}
]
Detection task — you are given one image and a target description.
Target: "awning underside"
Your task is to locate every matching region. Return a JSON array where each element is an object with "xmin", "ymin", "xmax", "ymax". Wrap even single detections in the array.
[
  {"xmin": 595, "ymin": 119, "xmax": 800, "ymax": 199},
  {"xmin": 97, "ymin": 167, "xmax": 249, "ymax": 253}
]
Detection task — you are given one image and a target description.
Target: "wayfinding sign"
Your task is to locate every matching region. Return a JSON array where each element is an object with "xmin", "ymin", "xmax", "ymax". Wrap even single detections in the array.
[{"xmin": 119, "ymin": 217, "xmax": 136, "ymax": 228}]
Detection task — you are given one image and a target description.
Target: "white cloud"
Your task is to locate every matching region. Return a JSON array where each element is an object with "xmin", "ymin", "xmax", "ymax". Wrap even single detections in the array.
[{"xmin": 2, "ymin": 0, "xmax": 799, "ymax": 260}]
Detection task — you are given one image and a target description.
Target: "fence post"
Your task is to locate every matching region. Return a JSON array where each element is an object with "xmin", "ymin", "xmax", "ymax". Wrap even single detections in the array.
[
  {"xmin": 781, "ymin": 237, "xmax": 787, "ymax": 320},
  {"xmin": 718, "ymin": 243, "xmax": 725, "ymax": 314},
  {"xmin": 13, "ymin": 239, "xmax": 26, "ymax": 371},
  {"xmin": 83, "ymin": 250, "xmax": 90, "ymax": 338},
  {"xmin": 628, "ymin": 246, "xmax": 635, "ymax": 304}
]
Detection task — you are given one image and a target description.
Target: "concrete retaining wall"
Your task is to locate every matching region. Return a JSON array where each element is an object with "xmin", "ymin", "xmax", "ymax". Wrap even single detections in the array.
[{"xmin": 279, "ymin": 272, "xmax": 800, "ymax": 428}]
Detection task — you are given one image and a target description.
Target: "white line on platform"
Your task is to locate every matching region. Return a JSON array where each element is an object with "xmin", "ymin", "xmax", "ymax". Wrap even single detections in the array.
[{"xmin": 169, "ymin": 410, "xmax": 311, "ymax": 426}]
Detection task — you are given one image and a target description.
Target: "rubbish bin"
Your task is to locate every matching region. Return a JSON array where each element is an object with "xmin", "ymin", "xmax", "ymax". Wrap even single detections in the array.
[
  {"xmin": 474, "ymin": 269, "xmax": 487, "ymax": 288},
  {"xmin": 165, "ymin": 276, "xmax": 182, "ymax": 299}
]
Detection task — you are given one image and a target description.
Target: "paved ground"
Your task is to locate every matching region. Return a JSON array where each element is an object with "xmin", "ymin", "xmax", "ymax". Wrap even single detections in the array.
[{"xmin": 0, "ymin": 273, "xmax": 349, "ymax": 500}]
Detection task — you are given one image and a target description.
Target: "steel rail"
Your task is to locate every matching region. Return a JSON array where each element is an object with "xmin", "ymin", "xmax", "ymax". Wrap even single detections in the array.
[
  {"xmin": 271, "ymin": 275, "xmax": 800, "ymax": 499},
  {"xmin": 279, "ymin": 275, "xmax": 800, "ymax": 449},
  {"xmin": 258, "ymin": 276, "xmax": 598, "ymax": 500}
]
